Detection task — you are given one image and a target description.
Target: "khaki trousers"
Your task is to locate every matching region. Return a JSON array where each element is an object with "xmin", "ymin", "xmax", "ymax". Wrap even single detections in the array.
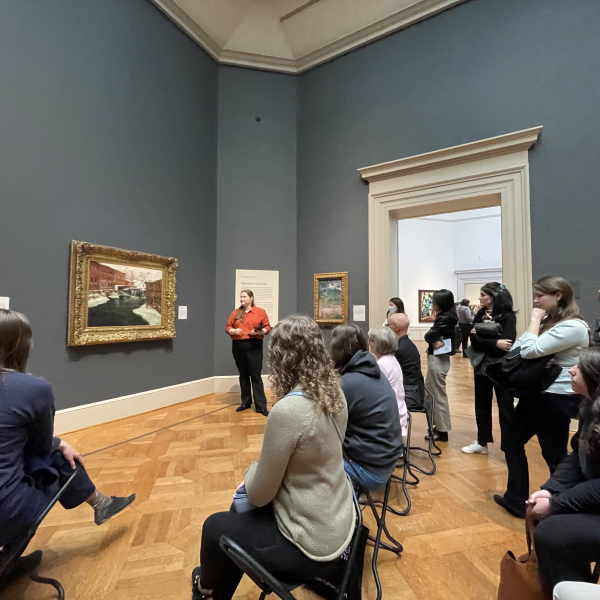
[{"xmin": 425, "ymin": 353, "xmax": 452, "ymax": 432}]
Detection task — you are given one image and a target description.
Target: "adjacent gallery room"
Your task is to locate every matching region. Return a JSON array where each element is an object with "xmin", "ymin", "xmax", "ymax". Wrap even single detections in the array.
[{"xmin": 1, "ymin": 1, "xmax": 600, "ymax": 599}]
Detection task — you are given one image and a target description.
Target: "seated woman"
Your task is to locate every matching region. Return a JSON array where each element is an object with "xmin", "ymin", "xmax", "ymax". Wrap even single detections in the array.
[
  {"xmin": 331, "ymin": 324, "xmax": 404, "ymax": 491},
  {"xmin": 368, "ymin": 326, "xmax": 408, "ymax": 436},
  {"xmin": 528, "ymin": 347, "xmax": 600, "ymax": 590},
  {"xmin": 0, "ymin": 310, "xmax": 135, "ymax": 586},
  {"xmin": 193, "ymin": 315, "xmax": 355, "ymax": 600}
]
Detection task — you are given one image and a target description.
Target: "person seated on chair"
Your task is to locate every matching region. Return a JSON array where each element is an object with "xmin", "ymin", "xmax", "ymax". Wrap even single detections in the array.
[
  {"xmin": 330, "ymin": 324, "xmax": 404, "ymax": 492},
  {"xmin": 387, "ymin": 313, "xmax": 425, "ymax": 412},
  {"xmin": 193, "ymin": 315, "xmax": 355, "ymax": 600},
  {"xmin": 368, "ymin": 326, "xmax": 408, "ymax": 436},
  {"xmin": 527, "ymin": 347, "xmax": 600, "ymax": 591},
  {"xmin": 0, "ymin": 310, "xmax": 136, "ymax": 584}
]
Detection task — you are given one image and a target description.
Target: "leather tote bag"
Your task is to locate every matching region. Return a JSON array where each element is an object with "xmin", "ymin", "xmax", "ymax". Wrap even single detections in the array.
[
  {"xmin": 474, "ymin": 322, "xmax": 502, "ymax": 338},
  {"xmin": 497, "ymin": 509, "xmax": 550, "ymax": 600},
  {"xmin": 486, "ymin": 347, "xmax": 561, "ymax": 395}
]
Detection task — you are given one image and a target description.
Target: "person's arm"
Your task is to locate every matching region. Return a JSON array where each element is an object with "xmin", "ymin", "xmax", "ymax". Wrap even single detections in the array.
[
  {"xmin": 541, "ymin": 451, "xmax": 585, "ymax": 495},
  {"xmin": 26, "ymin": 379, "xmax": 56, "ymax": 458},
  {"xmin": 548, "ymin": 477, "xmax": 600, "ymax": 515},
  {"xmin": 244, "ymin": 402, "xmax": 302, "ymax": 507},
  {"xmin": 260, "ymin": 310, "xmax": 271, "ymax": 335},
  {"xmin": 424, "ymin": 316, "xmax": 445, "ymax": 344},
  {"xmin": 226, "ymin": 311, "xmax": 240, "ymax": 336},
  {"xmin": 519, "ymin": 320, "xmax": 588, "ymax": 359}
]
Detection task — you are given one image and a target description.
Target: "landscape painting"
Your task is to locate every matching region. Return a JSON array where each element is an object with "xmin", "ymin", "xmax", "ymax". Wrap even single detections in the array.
[
  {"xmin": 68, "ymin": 241, "xmax": 177, "ymax": 346},
  {"xmin": 419, "ymin": 290, "xmax": 436, "ymax": 323},
  {"xmin": 314, "ymin": 272, "xmax": 348, "ymax": 327}
]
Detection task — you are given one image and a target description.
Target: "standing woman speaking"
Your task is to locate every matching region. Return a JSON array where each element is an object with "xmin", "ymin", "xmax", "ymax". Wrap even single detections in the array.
[{"xmin": 226, "ymin": 290, "xmax": 271, "ymax": 416}]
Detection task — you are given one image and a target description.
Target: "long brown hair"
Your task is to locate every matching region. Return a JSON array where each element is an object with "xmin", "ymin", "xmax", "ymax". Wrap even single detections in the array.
[
  {"xmin": 533, "ymin": 276, "xmax": 584, "ymax": 334},
  {"xmin": 579, "ymin": 347, "xmax": 600, "ymax": 401},
  {"xmin": 0, "ymin": 310, "xmax": 33, "ymax": 374},
  {"xmin": 234, "ymin": 290, "xmax": 255, "ymax": 323},
  {"xmin": 268, "ymin": 315, "xmax": 343, "ymax": 415}
]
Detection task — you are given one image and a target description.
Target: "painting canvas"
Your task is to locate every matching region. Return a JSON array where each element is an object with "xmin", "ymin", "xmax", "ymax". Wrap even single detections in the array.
[
  {"xmin": 68, "ymin": 241, "xmax": 177, "ymax": 346},
  {"xmin": 314, "ymin": 272, "xmax": 348, "ymax": 327},
  {"xmin": 419, "ymin": 290, "xmax": 436, "ymax": 323}
]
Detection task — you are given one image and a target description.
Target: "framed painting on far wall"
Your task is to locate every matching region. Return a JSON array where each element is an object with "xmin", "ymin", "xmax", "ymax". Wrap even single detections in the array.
[
  {"xmin": 419, "ymin": 290, "xmax": 437, "ymax": 323},
  {"xmin": 314, "ymin": 272, "xmax": 348, "ymax": 327},
  {"xmin": 68, "ymin": 240, "xmax": 178, "ymax": 346}
]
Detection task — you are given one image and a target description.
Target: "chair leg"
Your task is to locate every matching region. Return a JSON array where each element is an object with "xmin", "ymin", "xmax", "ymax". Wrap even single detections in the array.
[
  {"xmin": 30, "ymin": 573, "xmax": 65, "ymax": 600},
  {"xmin": 258, "ymin": 591, "xmax": 268, "ymax": 600}
]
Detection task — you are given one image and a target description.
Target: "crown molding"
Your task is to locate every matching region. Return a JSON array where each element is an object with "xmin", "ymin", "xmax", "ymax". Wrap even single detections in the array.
[
  {"xmin": 359, "ymin": 126, "xmax": 543, "ymax": 182},
  {"xmin": 150, "ymin": 0, "xmax": 468, "ymax": 74}
]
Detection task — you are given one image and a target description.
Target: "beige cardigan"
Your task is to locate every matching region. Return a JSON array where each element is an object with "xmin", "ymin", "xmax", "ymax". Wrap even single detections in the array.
[{"xmin": 245, "ymin": 389, "xmax": 355, "ymax": 562}]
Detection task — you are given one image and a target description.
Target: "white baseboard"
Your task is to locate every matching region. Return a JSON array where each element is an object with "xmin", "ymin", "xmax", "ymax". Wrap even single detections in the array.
[
  {"xmin": 54, "ymin": 374, "xmax": 272, "ymax": 435},
  {"xmin": 408, "ymin": 326, "xmax": 430, "ymax": 341}
]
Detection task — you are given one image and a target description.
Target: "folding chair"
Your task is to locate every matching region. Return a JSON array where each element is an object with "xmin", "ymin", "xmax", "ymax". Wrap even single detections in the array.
[
  {"xmin": 408, "ymin": 385, "xmax": 441, "ymax": 482},
  {"xmin": 220, "ymin": 474, "xmax": 364, "ymax": 600},
  {"xmin": 0, "ymin": 467, "xmax": 79, "ymax": 600}
]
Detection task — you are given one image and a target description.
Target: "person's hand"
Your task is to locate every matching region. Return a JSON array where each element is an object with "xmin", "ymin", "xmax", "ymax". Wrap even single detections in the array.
[
  {"xmin": 496, "ymin": 339, "xmax": 513, "ymax": 351},
  {"xmin": 229, "ymin": 328, "xmax": 242, "ymax": 336},
  {"xmin": 58, "ymin": 440, "xmax": 84, "ymax": 469},
  {"xmin": 530, "ymin": 497, "xmax": 551, "ymax": 520},
  {"xmin": 531, "ymin": 308, "xmax": 547, "ymax": 322},
  {"xmin": 236, "ymin": 480, "xmax": 245, "ymax": 492},
  {"xmin": 432, "ymin": 340, "xmax": 444, "ymax": 349},
  {"xmin": 261, "ymin": 328, "xmax": 268, "ymax": 335},
  {"xmin": 470, "ymin": 328, "xmax": 476, "ymax": 334},
  {"xmin": 527, "ymin": 489, "xmax": 551, "ymax": 504}
]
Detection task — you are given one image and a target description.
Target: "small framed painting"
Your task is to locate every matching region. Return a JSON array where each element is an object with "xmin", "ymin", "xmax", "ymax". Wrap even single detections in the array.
[
  {"xmin": 419, "ymin": 290, "xmax": 437, "ymax": 323},
  {"xmin": 314, "ymin": 272, "xmax": 349, "ymax": 327},
  {"xmin": 68, "ymin": 240, "xmax": 177, "ymax": 346}
]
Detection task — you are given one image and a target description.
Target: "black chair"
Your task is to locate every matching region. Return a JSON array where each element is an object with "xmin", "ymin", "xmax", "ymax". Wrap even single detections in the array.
[
  {"xmin": 408, "ymin": 386, "xmax": 441, "ymax": 482},
  {"xmin": 385, "ymin": 411, "xmax": 416, "ymax": 517},
  {"xmin": 0, "ymin": 467, "xmax": 79, "ymax": 600},
  {"xmin": 220, "ymin": 475, "xmax": 364, "ymax": 600}
]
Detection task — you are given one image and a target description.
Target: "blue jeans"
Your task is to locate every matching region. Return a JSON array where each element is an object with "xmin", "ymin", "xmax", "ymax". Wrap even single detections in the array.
[{"xmin": 344, "ymin": 460, "xmax": 389, "ymax": 491}]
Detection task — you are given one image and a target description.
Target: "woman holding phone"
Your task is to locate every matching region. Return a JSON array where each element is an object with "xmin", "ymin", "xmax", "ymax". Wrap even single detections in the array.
[{"xmin": 226, "ymin": 290, "xmax": 271, "ymax": 416}]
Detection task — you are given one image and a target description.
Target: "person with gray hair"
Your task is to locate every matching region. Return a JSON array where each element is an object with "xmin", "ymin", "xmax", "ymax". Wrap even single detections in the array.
[{"xmin": 368, "ymin": 327, "xmax": 408, "ymax": 435}]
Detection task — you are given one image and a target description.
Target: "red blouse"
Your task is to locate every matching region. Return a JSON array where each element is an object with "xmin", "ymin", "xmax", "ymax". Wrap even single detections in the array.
[{"xmin": 226, "ymin": 306, "xmax": 271, "ymax": 340}]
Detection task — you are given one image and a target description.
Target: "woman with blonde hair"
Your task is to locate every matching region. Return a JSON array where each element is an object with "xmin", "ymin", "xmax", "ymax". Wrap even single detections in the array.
[
  {"xmin": 494, "ymin": 277, "xmax": 590, "ymax": 518},
  {"xmin": 193, "ymin": 315, "xmax": 355, "ymax": 600}
]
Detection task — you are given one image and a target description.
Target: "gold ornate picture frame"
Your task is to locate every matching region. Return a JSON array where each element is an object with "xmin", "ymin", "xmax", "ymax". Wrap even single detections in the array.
[
  {"xmin": 68, "ymin": 240, "xmax": 177, "ymax": 346},
  {"xmin": 314, "ymin": 272, "xmax": 349, "ymax": 327}
]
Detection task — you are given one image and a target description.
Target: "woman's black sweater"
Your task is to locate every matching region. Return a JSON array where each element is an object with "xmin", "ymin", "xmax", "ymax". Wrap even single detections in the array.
[
  {"xmin": 424, "ymin": 310, "xmax": 458, "ymax": 356},
  {"xmin": 469, "ymin": 309, "xmax": 517, "ymax": 358}
]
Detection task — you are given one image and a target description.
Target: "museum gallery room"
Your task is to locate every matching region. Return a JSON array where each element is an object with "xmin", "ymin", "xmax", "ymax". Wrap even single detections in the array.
[{"xmin": 2, "ymin": 0, "xmax": 600, "ymax": 599}]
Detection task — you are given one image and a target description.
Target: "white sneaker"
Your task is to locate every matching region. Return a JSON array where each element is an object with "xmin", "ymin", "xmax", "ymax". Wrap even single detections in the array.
[{"xmin": 462, "ymin": 441, "xmax": 488, "ymax": 454}]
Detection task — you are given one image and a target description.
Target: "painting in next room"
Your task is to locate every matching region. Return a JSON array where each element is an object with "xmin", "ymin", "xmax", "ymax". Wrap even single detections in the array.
[{"xmin": 419, "ymin": 290, "xmax": 437, "ymax": 323}]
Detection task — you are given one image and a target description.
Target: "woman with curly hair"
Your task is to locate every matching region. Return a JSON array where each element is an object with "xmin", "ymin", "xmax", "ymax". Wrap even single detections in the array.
[{"xmin": 192, "ymin": 315, "xmax": 355, "ymax": 600}]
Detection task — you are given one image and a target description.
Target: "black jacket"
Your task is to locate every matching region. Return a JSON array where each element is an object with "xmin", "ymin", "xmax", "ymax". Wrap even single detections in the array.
[
  {"xmin": 470, "ymin": 309, "xmax": 517, "ymax": 358},
  {"xmin": 424, "ymin": 310, "xmax": 458, "ymax": 355},
  {"xmin": 340, "ymin": 350, "xmax": 404, "ymax": 477},
  {"xmin": 542, "ymin": 399, "xmax": 600, "ymax": 514}
]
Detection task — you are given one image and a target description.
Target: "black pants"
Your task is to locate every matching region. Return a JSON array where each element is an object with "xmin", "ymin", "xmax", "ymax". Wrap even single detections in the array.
[
  {"xmin": 0, "ymin": 450, "xmax": 96, "ymax": 546},
  {"xmin": 232, "ymin": 339, "xmax": 267, "ymax": 412},
  {"xmin": 200, "ymin": 504, "xmax": 347, "ymax": 600},
  {"xmin": 535, "ymin": 513, "xmax": 600, "ymax": 589},
  {"xmin": 458, "ymin": 324, "xmax": 472, "ymax": 355},
  {"xmin": 502, "ymin": 392, "xmax": 582, "ymax": 510},
  {"xmin": 474, "ymin": 373, "xmax": 514, "ymax": 446},
  {"xmin": 404, "ymin": 383, "xmax": 425, "ymax": 412}
]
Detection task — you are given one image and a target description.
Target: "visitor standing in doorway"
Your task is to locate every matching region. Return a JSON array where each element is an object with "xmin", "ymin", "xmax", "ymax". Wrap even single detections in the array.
[
  {"xmin": 226, "ymin": 290, "xmax": 271, "ymax": 416},
  {"xmin": 457, "ymin": 299, "xmax": 474, "ymax": 357}
]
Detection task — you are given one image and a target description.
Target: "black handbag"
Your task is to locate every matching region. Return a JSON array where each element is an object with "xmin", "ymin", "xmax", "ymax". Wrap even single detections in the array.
[
  {"xmin": 474, "ymin": 322, "xmax": 502, "ymax": 338},
  {"xmin": 485, "ymin": 347, "xmax": 561, "ymax": 395}
]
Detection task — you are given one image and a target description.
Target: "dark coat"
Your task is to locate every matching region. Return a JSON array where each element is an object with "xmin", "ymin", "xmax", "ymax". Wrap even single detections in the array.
[
  {"xmin": 469, "ymin": 308, "xmax": 517, "ymax": 357},
  {"xmin": 340, "ymin": 350, "xmax": 404, "ymax": 477},
  {"xmin": 424, "ymin": 310, "xmax": 458, "ymax": 355}
]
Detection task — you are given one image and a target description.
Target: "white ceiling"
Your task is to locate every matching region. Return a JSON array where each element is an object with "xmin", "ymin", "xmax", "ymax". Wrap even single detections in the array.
[
  {"xmin": 150, "ymin": 0, "xmax": 468, "ymax": 73},
  {"xmin": 417, "ymin": 207, "xmax": 502, "ymax": 222}
]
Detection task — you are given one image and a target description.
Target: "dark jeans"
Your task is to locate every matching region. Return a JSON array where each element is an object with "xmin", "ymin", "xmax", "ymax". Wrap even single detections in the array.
[
  {"xmin": 232, "ymin": 339, "xmax": 267, "ymax": 412},
  {"xmin": 0, "ymin": 450, "xmax": 96, "ymax": 546},
  {"xmin": 200, "ymin": 504, "xmax": 347, "ymax": 600},
  {"xmin": 458, "ymin": 324, "xmax": 472, "ymax": 354},
  {"xmin": 502, "ymin": 392, "xmax": 583, "ymax": 510},
  {"xmin": 535, "ymin": 513, "xmax": 600, "ymax": 589},
  {"xmin": 474, "ymin": 373, "xmax": 514, "ymax": 446}
]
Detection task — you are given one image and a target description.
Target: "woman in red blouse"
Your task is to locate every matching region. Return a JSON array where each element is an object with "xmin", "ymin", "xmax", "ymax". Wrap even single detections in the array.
[{"xmin": 226, "ymin": 290, "xmax": 271, "ymax": 416}]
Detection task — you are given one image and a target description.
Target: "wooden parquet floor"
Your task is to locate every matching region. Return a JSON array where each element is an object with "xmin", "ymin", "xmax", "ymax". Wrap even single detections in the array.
[{"xmin": 3, "ymin": 344, "xmax": 553, "ymax": 600}]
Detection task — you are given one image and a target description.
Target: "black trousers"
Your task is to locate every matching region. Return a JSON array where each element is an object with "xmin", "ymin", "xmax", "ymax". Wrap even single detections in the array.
[
  {"xmin": 474, "ymin": 373, "xmax": 514, "ymax": 446},
  {"xmin": 200, "ymin": 504, "xmax": 346, "ymax": 600},
  {"xmin": 0, "ymin": 450, "xmax": 96, "ymax": 546},
  {"xmin": 502, "ymin": 392, "xmax": 582, "ymax": 510},
  {"xmin": 232, "ymin": 339, "xmax": 267, "ymax": 412},
  {"xmin": 535, "ymin": 513, "xmax": 600, "ymax": 589},
  {"xmin": 458, "ymin": 324, "xmax": 472, "ymax": 354}
]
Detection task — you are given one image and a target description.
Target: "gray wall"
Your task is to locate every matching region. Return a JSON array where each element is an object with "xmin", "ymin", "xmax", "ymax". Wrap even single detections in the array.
[
  {"xmin": 214, "ymin": 67, "xmax": 297, "ymax": 375},
  {"xmin": 0, "ymin": 0, "xmax": 218, "ymax": 409},
  {"xmin": 297, "ymin": 0, "xmax": 600, "ymax": 326}
]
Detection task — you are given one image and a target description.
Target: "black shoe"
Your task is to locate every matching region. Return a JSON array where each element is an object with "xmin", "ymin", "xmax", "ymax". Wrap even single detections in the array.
[
  {"xmin": 236, "ymin": 404, "xmax": 251, "ymax": 412},
  {"xmin": 94, "ymin": 494, "xmax": 136, "ymax": 526},
  {"xmin": 424, "ymin": 428, "xmax": 448, "ymax": 442},
  {"xmin": 192, "ymin": 566, "xmax": 203, "ymax": 600},
  {"xmin": 493, "ymin": 494, "xmax": 526, "ymax": 519},
  {"xmin": 0, "ymin": 550, "xmax": 43, "ymax": 593},
  {"xmin": 256, "ymin": 409, "xmax": 269, "ymax": 417}
]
